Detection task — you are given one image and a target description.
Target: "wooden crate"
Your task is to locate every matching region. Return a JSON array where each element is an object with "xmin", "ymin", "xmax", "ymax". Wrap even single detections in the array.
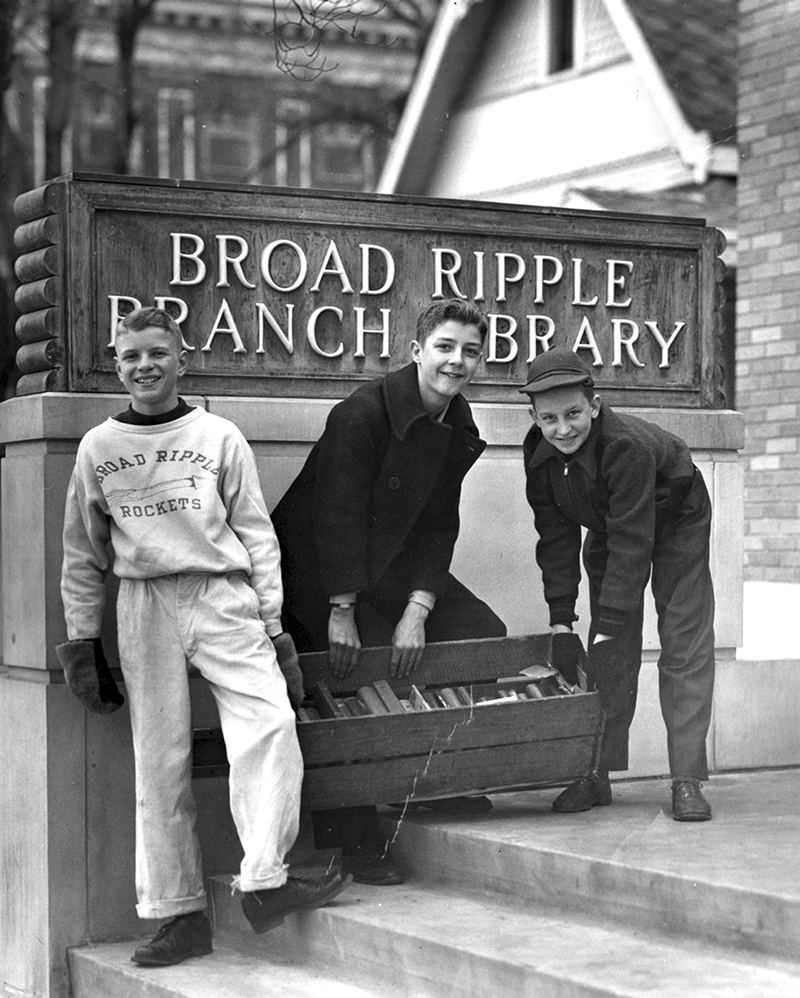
[{"xmin": 295, "ymin": 634, "xmax": 603, "ymax": 810}]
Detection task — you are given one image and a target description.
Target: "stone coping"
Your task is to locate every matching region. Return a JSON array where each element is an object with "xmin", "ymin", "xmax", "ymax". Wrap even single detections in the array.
[{"xmin": 0, "ymin": 392, "xmax": 745, "ymax": 452}]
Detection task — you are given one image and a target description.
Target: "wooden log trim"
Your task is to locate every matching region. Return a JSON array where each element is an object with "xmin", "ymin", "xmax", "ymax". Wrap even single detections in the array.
[
  {"xmin": 15, "ymin": 308, "xmax": 60, "ymax": 345},
  {"xmin": 16, "ymin": 370, "xmax": 63, "ymax": 395},
  {"xmin": 16, "ymin": 338, "xmax": 63, "ymax": 374},
  {"xmin": 14, "ymin": 245, "xmax": 59, "ymax": 284},
  {"xmin": 13, "ymin": 215, "xmax": 60, "ymax": 254},
  {"xmin": 14, "ymin": 276, "xmax": 60, "ymax": 314},
  {"xmin": 13, "ymin": 181, "xmax": 59, "ymax": 223}
]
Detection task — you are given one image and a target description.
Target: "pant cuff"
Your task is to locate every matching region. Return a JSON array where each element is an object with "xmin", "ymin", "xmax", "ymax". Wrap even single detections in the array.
[
  {"xmin": 136, "ymin": 892, "xmax": 207, "ymax": 920},
  {"xmin": 232, "ymin": 868, "xmax": 289, "ymax": 894}
]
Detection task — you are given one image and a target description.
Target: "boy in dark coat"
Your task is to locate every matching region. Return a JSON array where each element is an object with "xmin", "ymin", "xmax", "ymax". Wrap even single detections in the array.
[
  {"xmin": 272, "ymin": 298, "xmax": 506, "ymax": 883},
  {"xmin": 521, "ymin": 347, "xmax": 714, "ymax": 822}
]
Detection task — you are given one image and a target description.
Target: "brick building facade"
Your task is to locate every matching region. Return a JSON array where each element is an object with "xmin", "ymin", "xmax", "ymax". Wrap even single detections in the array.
[{"xmin": 737, "ymin": 0, "xmax": 800, "ymax": 585}]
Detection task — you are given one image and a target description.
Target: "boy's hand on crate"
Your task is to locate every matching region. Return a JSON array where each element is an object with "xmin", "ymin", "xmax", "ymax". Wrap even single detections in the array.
[
  {"xmin": 328, "ymin": 605, "xmax": 361, "ymax": 677},
  {"xmin": 550, "ymin": 630, "xmax": 584, "ymax": 686},
  {"xmin": 390, "ymin": 602, "xmax": 428, "ymax": 677}
]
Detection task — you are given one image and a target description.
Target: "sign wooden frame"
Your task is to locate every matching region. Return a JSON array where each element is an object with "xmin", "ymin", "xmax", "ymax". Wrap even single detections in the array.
[{"xmin": 13, "ymin": 173, "xmax": 728, "ymax": 407}]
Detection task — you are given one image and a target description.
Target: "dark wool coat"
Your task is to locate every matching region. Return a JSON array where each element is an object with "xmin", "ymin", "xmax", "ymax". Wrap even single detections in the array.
[
  {"xmin": 523, "ymin": 403, "xmax": 698, "ymax": 636},
  {"xmin": 272, "ymin": 362, "xmax": 486, "ymax": 623}
]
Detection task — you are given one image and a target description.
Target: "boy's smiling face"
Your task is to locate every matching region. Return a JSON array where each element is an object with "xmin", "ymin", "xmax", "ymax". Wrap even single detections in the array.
[
  {"xmin": 531, "ymin": 385, "xmax": 601, "ymax": 455},
  {"xmin": 115, "ymin": 325, "xmax": 187, "ymax": 415},
  {"xmin": 411, "ymin": 319, "xmax": 484, "ymax": 414}
]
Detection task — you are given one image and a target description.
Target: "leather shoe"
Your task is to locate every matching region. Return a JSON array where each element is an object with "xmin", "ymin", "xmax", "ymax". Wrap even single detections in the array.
[
  {"xmin": 131, "ymin": 911, "xmax": 212, "ymax": 966},
  {"xmin": 342, "ymin": 843, "xmax": 405, "ymax": 886},
  {"xmin": 672, "ymin": 778, "xmax": 712, "ymax": 821},
  {"xmin": 242, "ymin": 867, "xmax": 352, "ymax": 934},
  {"xmin": 552, "ymin": 772, "xmax": 612, "ymax": 813}
]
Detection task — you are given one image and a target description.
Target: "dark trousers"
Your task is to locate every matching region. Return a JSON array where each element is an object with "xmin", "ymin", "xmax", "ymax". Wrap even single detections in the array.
[
  {"xmin": 584, "ymin": 469, "xmax": 715, "ymax": 779},
  {"xmin": 291, "ymin": 571, "xmax": 506, "ymax": 851}
]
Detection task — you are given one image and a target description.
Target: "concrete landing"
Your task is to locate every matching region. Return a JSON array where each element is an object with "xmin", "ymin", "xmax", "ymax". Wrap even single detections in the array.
[
  {"xmin": 381, "ymin": 768, "xmax": 800, "ymax": 958},
  {"xmin": 68, "ymin": 769, "xmax": 800, "ymax": 998}
]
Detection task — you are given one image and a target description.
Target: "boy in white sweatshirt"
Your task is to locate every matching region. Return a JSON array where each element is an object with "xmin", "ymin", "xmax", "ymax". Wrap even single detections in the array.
[{"xmin": 58, "ymin": 306, "xmax": 350, "ymax": 967}]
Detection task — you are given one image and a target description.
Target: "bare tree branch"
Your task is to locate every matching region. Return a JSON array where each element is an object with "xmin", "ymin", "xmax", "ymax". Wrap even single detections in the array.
[{"xmin": 239, "ymin": 0, "xmax": 437, "ymax": 81}]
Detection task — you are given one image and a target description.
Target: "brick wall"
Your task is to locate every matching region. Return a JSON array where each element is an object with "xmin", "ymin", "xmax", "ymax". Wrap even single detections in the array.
[{"xmin": 737, "ymin": 0, "xmax": 800, "ymax": 582}]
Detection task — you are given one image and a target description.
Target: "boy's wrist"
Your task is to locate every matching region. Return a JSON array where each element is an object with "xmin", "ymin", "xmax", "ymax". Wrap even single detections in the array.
[
  {"xmin": 407, "ymin": 589, "xmax": 436, "ymax": 614},
  {"xmin": 405, "ymin": 599, "xmax": 430, "ymax": 619}
]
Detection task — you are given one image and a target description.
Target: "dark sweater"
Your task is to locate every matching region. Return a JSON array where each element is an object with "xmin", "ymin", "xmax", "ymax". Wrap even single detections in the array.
[{"xmin": 523, "ymin": 403, "xmax": 696, "ymax": 635}]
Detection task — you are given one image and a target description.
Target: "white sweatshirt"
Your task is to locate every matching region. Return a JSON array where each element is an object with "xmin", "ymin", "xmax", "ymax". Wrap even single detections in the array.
[{"xmin": 61, "ymin": 408, "xmax": 284, "ymax": 640}]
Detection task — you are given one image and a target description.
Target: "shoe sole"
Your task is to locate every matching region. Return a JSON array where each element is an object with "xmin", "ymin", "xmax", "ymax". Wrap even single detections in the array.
[
  {"xmin": 351, "ymin": 870, "xmax": 405, "ymax": 886},
  {"xmin": 673, "ymin": 811, "xmax": 712, "ymax": 822},
  {"xmin": 552, "ymin": 798, "xmax": 612, "ymax": 813},
  {"xmin": 131, "ymin": 942, "xmax": 213, "ymax": 966},
  {"xmin": 248, "ymin": 873, "xmax": 354, "ymax": 935}
]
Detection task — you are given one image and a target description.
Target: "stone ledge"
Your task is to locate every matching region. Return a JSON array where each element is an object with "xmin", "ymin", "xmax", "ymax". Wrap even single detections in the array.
[{"xmin": 0, "ymin": 392, "xmax": 745, "ymax": 452}]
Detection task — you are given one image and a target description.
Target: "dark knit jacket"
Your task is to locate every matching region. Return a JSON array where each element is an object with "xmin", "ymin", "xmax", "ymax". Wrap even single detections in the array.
[
  {"xmin": 523, "ymin": 403, "xmax": 697, "ymax": 635},
  {"xmin": 272, "ymin": 362, "xmax": 486, "ymax": 616}
]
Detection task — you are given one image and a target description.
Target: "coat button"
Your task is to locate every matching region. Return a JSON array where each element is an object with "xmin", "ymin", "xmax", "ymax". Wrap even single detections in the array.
[{"xmin": 387, "ymin": 476, "xmax": 401, "ymax": 490}]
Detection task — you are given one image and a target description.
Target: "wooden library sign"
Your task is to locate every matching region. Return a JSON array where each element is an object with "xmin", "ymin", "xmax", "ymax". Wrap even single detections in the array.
[{"xmin": 13, "ymin": 173, "xmax": 728, "ymax": 406}]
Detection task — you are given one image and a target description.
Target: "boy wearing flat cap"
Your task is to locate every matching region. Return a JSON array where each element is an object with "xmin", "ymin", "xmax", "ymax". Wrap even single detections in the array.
[{"xmin": 521, "ymin": 347, "xmax": 715, "ymax": 821}]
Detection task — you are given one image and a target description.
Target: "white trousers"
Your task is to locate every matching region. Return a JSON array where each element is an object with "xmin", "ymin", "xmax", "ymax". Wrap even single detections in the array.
[{"xmin": 117, "ymin": 573, "xmax": 302, "ymax": 920}]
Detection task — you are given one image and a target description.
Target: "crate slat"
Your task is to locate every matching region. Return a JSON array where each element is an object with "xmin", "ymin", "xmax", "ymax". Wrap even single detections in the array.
[
  {"xmin": 297, "ymin": 693, "xmax": 601, "ymax": 763},
  {"xmin": 300, "ymin": 736, "xmax": 601, "ymax": 810}
]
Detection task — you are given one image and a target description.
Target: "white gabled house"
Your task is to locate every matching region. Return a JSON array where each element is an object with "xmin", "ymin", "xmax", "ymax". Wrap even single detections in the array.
[{"xmin": 379, "ymin": 0, "xmax": 736, "ymax": 263}]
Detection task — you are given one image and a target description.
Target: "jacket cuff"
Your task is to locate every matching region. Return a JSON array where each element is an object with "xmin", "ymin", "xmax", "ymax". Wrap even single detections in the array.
[
  {"xmin": 548, "ymin": 600, "xmax": 578, "ymax": 628},
  {"xmin": 594, "ymin": 605, "xmax": 628, "ymax": 637}
]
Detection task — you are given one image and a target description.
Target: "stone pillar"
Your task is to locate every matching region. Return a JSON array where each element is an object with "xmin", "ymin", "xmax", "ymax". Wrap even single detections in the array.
[{"xmin": 0, "ymin": 394, "xmax": 141, "ymax": 998}]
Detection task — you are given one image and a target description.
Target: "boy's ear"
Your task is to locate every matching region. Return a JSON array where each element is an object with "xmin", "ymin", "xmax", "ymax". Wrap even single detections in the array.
[
  {"xmin": 114, "ymin": 356, "xmax": 125, "ymax": 384},
  {"xmin": 176, "ymin": 349, "xmax": 189, "ymax": 376},
  {"xmin": 590, "ymin": 393, "xmax": 601, "ymax": 418},
  {"xmin": 410, "ymin": 339, "xmax": 422, "ymax": 364}
]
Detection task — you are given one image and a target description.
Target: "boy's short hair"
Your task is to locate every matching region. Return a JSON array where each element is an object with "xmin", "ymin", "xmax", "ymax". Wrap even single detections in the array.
[
  {"xmin": 416, "ymin": 298, "xmax": 488, "ymax": 343},
  {"xmin": 116, "ymin": 306, "xmax": 183, "ymax": 350}
]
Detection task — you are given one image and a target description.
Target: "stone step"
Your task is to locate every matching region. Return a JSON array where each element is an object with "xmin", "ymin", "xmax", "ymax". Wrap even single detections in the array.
[
  {"xmin": 67, "ymin": 770, "xmax": 800, "ymax": 998},
  {"xmin": 378, "ymin": 773, "xmax": 800, "ymax": 960},
  {"xmin": 68, "ymin": 937, "xmax": 400, "ymax": 998},
  {"xmin": 208, "ymin": 876, "xmax": 800, "ymax": 998}
]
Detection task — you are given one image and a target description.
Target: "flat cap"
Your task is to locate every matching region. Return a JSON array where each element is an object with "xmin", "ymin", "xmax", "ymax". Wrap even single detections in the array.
[{"xmin": 519, "ymin": 347, "xmax": 595, "ymax": 394}]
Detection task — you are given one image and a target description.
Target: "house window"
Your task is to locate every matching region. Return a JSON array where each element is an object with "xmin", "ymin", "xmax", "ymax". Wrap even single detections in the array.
[
  {"xmin": 200, "ymin": 111, "xmax": 259, "ymax": 183},
  {"xmin": 549, "ymin": 0, "xmax": 575, "ymax": 74},
  {"xmin": 276, "ymin": 100, "xmax": 312, "ymax": 188},
  {"xmin": 76, "ymin": 87, "xmax": 116, "ymax": 170},
  {"xmin": 158, "ymin": 88, "xmax": 196, "ymax": 180},
  {"xmin": 316, "ymin": 122, "xmax": 374, "ymax": 191}
]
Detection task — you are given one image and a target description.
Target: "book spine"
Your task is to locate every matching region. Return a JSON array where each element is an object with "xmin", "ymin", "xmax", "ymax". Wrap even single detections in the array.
[
  {"xmin": 372, "ymin": 679, "xmax": 407, "ymax": 714},
  {"xmin": 357, "ymin": 686, "xmax": 390, "ymax": 715},
  {"xmin": 455, "ymin": 686, "xmax": 474, "ymax": 706},
  {"xmin": 409, "ymin": 684, "xmax": 431, "ymax": 711},
  {"xmin": 438, "ymin": 687, "xmax": 463, "ymax": 708}
]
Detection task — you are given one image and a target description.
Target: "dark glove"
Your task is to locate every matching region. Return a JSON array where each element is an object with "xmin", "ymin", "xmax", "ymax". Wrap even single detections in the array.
[
  {"xmin": 549, "ymin": 632, "xmax": 585, "ymax": 686},
  {"xmin": 587, "ymin": 638, "xmax": 627, "ymax": 711},
  {"xmin": 56, "ymin": 638, "xmax": 125, "ymax": 714},
  {"xmin": 272, "ymin": 632, "xmax": 305, "ymax": 710}
]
